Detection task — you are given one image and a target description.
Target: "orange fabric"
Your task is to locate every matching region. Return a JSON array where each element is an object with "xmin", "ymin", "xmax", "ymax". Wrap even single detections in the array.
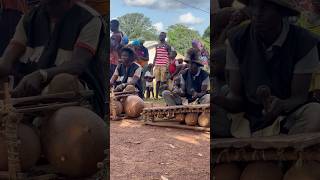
[
  {"xmin": 2, "ymin": 0, "xmax": 28, "ymax": 13},
  {"xmin": 136, "ymin": 59, "xmax": 147, "ymax": 67}
]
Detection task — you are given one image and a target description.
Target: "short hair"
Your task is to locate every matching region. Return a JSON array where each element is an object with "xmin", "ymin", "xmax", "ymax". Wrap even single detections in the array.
[
  {"xmin": 160, "ymin": 32, "xmax": 166, "ymax": 35},
  {"xmin": 121, "ymin": 47, "xmax": 135, "ymax": 59},
  {"xmin": 110, "ymin": 19, "xmax": 120, "ymax": 26}
]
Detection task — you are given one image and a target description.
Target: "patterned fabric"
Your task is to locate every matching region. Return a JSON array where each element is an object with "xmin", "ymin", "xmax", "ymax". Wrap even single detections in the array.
[{"xmin": 155, "ymin": 44, "xmax": 169, "ymax": 66}]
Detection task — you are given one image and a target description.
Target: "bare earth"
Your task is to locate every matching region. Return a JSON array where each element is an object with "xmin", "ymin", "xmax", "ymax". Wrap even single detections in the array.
[{"xmin": 110, "ymin": 119, "xmax": 210, "ymax": 180}]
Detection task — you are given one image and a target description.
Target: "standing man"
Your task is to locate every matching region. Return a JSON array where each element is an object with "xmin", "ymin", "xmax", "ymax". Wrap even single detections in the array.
[
  {"xmin": 153, "ymin": 32, "xmax": 171, "ymax": 99},
  {"xmin": 0, "ymin": 0, "xmax": 107, "ymax": 118},
  {"xmin": 110, "ymin": 19, "xmax": 123, "ymax": 38},
  {"xmin": 110, "ymin": 33, "xmax": 122, "ymax": 79},
  {"xmin": 213, "ymin": 0, "xmax": 320, "ymax": 137}
]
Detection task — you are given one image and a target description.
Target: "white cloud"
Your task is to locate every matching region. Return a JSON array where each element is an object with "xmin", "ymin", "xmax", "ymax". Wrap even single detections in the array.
[
  {"xmin": 153, "ymin": 22, "xmax": 164, "ymax": 32},
  {"xmin": 178, "ymin": 13, "xmax": 203, "ymax": 25},
  {"xmin": 123, "ymin": 0, "xmax": 156, "ymax": 6},
  {"xmin": 122, "ymin": 0, "xmax": 209, "ymax": 10}
]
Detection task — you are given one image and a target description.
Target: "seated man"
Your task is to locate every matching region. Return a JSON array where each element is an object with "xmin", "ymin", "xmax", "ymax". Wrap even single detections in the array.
[
  {"xmin": 162, "ymin": 50, "xmax": 210, "ymax": 106},
  {"xmin": 0, "ymin": 0, "xmax": 107, "ymax": 118},
  {"xmin": 110, "ymin": 47, "xmax": 143, "ymax": 98},
  {"xmin": 213, "ymin": 0, "xmax": 320, "ymax": 138}
]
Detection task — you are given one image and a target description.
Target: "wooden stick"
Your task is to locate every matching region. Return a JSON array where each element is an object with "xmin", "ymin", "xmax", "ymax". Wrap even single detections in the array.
[
  {"xmin": 15, "ymin": 102, "xmax": 79, "ymax": 113},
  {"xmin": 28, "ymin": 174, "xmax": 58, "ymax": 180},
  {"xmin": 10, "ymin": 90, "xmax": 93, "ymax": 106},
  {"xmin": 213, "ymin": 150, "xmax": 320, "ymax": 163},
  {"xmin": 114, "ymin": 90, "xmax": 138, "ymax": 96},
  {"xmin": 145, "ymin": 121, "xmax": 210, "ymax": 132}
]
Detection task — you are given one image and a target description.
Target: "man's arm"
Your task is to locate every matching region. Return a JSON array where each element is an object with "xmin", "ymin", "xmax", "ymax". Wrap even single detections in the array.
[
  {"xmin": 193, "ymin": 76, "xmax": 209, "ymax": 99},
  {"xmin": 213, "ymin": 69, "xmax": 245, "ymax": 113},
  {"xmin": 212, "ymin": 39, "xmax": 245, "ymax": 113},
  {"xmin": 45, "ymin": 17, "xmax": 102, "ymax": 80},
  {"xmin": 153, "ymin": 45, "xmax": 157, "ymax": 66},
  {"xmin": 281, "ymin": 74, "xmax": 311, "ymax": 113},
  {"xmin": 268, "ymin": 46, "xmax": 320, "ymax": 116},
  {"xmin": 0, "ymin": 43, "xmax": 25, "ymax": 77},
  {"xmin": 127, "ymin": 65, "xmax": 142, "ymax": 86},
  {"xmin": 0, "ymin": 16, "xmax": 27, "ymax": 77},
  {"xmin": 45, "ymin": 47, "xmax": 92, "ymax": 80},
  {"xmin": 110, "ymin": 65, "xmax": 119, "ymax": 86}
]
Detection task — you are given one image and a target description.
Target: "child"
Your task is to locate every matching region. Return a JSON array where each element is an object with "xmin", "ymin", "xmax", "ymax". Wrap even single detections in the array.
[
  {"xmin": 144, "ymin": 64, "xmax": 155, "ymax": 99},
  {"xmin": 168, "ymin": 51, "xmax": 184, "ymax": 90}
]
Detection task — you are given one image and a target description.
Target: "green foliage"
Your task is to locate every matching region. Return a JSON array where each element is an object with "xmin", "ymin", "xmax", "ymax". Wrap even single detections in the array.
[
  {"xmin": 202, "ymin": 26, "xmax": 210, "ymax": 52},
  {"xmin": 167, "ymin": 24, "xmax": 210, "ymax": 56},
  {"xmin": 203, "ymin": 26, "xmax": 210, "ymax": 39},
  {"xmin": 118, "ymin": 13, "xmax": 157, "ymax": 40}
]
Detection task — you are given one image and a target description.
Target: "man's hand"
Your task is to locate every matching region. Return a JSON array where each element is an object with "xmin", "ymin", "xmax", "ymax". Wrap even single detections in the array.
[
  {"xmin": 263, "ymin": 96, "xmax": 285, "ymax": 122},
  {"xmin": 312, "ymin": 90, "xmax": 320, "ymax": 102},
  {"xmin": 12, "ymin": 71, "xmax": 43, "ymax": 97},
  {"xmin": 114, "ymin": 83, "xmax": 125, "ymax": 92},
  {"xmin": 172, "ymin": 87, "xmax": 182, "ymax": 96}
]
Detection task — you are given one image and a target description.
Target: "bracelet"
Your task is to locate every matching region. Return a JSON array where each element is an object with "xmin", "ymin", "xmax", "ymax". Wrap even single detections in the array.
[{"xmin": 39, "ymin": 69, "xmax": 48, "ymax": 83}]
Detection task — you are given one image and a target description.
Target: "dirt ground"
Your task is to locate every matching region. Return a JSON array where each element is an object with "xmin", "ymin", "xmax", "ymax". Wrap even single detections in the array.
[{"xmin": 110, "ymin": 100, "xmax": 210, "ymax": 180}]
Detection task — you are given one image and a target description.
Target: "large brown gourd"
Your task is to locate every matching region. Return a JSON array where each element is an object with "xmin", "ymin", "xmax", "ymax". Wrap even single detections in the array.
[
  {"xmin": 124, "ymin": 95, "xmax": 144, "ymax": 118},
  {"xmin": 85, "ymin": 0, "xmax": 109, "ymax": 16},
  {"xmin": 198, "ymin": 112, "xmax": 210, "ymax": 127},
  {"xmin": 41, "ymin": 106, "xmax": 107, "ymax": 178},
  {"xmin": 240, "ymin": 162, "xmax": 283, "ymax": 180},
  {"xmin": 0, "ymin": 124, "xmax": 41, "ymax": 171},
  {"xmin": 284, "ymin": 161, "xmax": 320, "ymax": 180},
  {"xmin": 214, "ymin": 163, "xmax": 242, "ymax": 180},
  {"xmin": 175, "ymin": 114, "xmax": 185, "ymax": 123},
  {"xmin": 185, "ymin": 113, "xmax": 198, "ymax": 126}
]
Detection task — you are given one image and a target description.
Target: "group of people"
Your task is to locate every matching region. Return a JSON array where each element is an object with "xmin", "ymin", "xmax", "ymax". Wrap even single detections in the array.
[
  {"xmin": 212, "ymin": 0, "xmax": 320, "ymax": 138},
  {"xmin": 109, "ymin": 24, "xmax": 211, "ymax": 107}
]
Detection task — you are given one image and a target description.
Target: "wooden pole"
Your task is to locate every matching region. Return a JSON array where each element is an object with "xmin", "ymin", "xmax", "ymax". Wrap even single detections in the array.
[
  {"xmin": 213, "ymin": 150, "xmax": 320, "ymax": 163},
  {"xmin": 145, "ymin": 121, "xmax": 210, "ymax": 132}
]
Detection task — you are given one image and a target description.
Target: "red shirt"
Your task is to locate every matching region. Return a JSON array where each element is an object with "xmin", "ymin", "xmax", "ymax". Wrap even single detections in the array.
[
  {"xmin": 2, "ymin": 0, "xmax": 27, "ymax": 12},
  {"xmin": 110, "ymin": 50, "xmax": 119, "ymax": 65},
  {"xmin": 155, "ymin": 44, "xmax": 169, "ymax": 66},
  {"xmin": 168, "ymin": 59, "xmax": 177, "ymax": 75}
]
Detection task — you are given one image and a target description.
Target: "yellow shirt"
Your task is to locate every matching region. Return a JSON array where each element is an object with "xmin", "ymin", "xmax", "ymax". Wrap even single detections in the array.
[{"xmin": 298, "ymin": 14, "xmax": 320, "ymax": 91}]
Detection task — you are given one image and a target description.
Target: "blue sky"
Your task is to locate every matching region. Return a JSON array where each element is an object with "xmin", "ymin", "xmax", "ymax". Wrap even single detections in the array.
[{"xmin": 110, "ymin": 0, "xmax": 210, "ymax": 36}]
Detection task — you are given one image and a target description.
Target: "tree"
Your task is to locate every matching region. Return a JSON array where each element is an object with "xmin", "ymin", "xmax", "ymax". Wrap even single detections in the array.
[
  {"xmin": 118, "ymin": 13, "xmax": 157, "ymax": 40},
  {"xmin": 202, "ymin": 26, "xmax": 210, "ymax": 52},
  {"xmin": 167, "ymin": 24, "xmax": 209, "ymax": 56},
  {"xmin": 203, "ymin": 26, "xmax": 210, "ymax": 39}
]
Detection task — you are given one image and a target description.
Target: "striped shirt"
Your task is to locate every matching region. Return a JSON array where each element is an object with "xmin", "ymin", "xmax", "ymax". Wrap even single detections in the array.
[{"xmin": 155, "ymin": 44, "xmax": 169, "ymax": 66}]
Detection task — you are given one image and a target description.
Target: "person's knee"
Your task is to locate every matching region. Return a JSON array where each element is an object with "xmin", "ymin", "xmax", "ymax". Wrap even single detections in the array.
[
  {"xmin": 302, "ymin": 103, "xmax": 320, "ymax": 131},
  {"xmin": 48, "ymin": 73, "xmax": 84, "ymax": 94},
  {"xmin": 200, "ymin": 94, "xmax": 210, "ymax": 104},
  {"xmin": 162, "ymin": 90, "xmax": 171, "ymax": 97}
]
